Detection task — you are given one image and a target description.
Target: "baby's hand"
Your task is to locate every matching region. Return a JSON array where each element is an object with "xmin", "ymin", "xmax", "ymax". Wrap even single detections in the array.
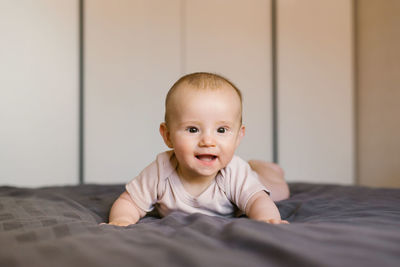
[
  {"xmin": 100, "ymin": 220, "xmax": 134, "ymax": 227},
  {"xmin": 263, "ymin": 218, "xmax": 290, "ymax": 224}
]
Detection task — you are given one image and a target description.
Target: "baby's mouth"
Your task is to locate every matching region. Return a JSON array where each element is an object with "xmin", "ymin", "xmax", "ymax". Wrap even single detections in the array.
[{"xmin": 195, "ymin": 154, "xmax": 217, "ymax": 162}]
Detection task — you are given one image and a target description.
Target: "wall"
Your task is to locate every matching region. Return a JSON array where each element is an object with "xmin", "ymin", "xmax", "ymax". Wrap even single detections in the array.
[
  {"xmin": 0, "ymin": 0, "xmax": 357, "ymax": 187},
  {"xmin": 357, "ymin": 0, "xmax": 400, "ymax": 188}
]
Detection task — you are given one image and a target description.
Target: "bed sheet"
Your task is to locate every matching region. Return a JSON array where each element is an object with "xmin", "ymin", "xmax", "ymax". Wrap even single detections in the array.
[{"xmin": 0, "ymin": 183, "xmax": 399, "ymax": 267}]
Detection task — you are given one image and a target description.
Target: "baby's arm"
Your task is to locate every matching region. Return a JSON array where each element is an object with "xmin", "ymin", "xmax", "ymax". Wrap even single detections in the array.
[
  {"xmin": 246, "ymin": 191, "xmax": 289, "ymax": 224},
  {"xmin": 108, "ymin": 191, "xmax": 146, "ymax": 226}
]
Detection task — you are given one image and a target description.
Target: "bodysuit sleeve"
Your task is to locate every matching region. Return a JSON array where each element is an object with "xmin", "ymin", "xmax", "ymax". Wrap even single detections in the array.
[
  {"xmin": 221, "ymin": 155, "xmax": 270, "ymax": 213},
  {"xmin": 125, "ymin": 151, "xmax": 172, "ymax": 212}
]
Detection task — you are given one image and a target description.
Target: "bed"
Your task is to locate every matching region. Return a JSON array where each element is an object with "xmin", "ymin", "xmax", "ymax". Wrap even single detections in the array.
[{"xmin": 0, "ymin": 183, "xmax": 399, "ymax": 267}]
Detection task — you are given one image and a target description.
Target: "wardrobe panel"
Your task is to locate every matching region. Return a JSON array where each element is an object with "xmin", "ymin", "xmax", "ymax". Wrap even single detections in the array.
[
  {"xmin": 0, "ymin": 0, "xmax": 79, "ymax": 186},
  {"xmin": 277, "ymin": 0, "xmax": 354, "ymax": 184},
  {"xmin": 357, "ymin": 0, "xmax": 400, "ymax": 188}
]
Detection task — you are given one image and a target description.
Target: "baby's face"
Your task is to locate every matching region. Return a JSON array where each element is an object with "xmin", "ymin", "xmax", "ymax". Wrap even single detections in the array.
[{"xmin": 160, "ymin": 84, "xmax": 245, "ymax": 181}]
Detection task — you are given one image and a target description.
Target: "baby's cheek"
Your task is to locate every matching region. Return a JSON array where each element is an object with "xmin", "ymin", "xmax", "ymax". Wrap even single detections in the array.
[{"xmin": 220, "ymin": 148, "xmax": 236, "ymax": 165}]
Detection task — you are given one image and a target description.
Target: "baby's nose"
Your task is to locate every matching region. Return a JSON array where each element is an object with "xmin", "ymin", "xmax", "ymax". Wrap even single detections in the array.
[{"xmin": 199, "ymin": 133, "xmax": 216, "ymax": 147}]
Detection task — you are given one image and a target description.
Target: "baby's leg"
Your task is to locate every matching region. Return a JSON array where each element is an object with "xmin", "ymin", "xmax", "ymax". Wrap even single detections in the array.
[{"xmin": 248, "ymin": 160, "xmax": 290, "ymax": 202}]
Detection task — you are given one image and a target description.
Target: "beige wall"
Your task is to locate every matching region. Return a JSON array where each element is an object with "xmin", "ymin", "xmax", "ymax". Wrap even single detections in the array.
[{"xmin": 357, "ymin": 0, "xmax": 400, "ymax": 188}]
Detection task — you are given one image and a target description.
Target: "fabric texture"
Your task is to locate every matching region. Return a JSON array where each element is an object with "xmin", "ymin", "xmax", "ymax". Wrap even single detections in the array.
[
  {"xmin": 125, "ymin": 151, "xmax": 268, "ymax": 217},
  {"xmin": 0, "ymin": 183, "xmax": 400, "ymax": 267}
]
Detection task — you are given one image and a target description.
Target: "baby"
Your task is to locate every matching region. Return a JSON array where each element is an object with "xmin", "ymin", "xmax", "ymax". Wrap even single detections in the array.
[{"xmin": 108, "ymin": 72, "xmax": 289, "ymax": 226}]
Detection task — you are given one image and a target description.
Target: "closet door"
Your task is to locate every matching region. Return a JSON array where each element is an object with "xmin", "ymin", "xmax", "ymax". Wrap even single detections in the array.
[
  {"xmin": 85, "ymin": 0, "xmax": 181, "ymax": 183},
  {"xmin": 0, "ymin": 0, "xmax": 79, "ymax": 186},
  {"xmin": 185, "ymin": 0, "xmax": 273, "ymax": 161},
  {"xmin": 277, "ymin": 0, "xmax": 354, "ymax": 184}
]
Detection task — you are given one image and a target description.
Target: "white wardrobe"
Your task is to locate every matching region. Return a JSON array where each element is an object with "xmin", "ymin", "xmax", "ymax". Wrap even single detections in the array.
[{"xmin": 0, "ymin": 0, "xmax": 354, "ymax": 187}]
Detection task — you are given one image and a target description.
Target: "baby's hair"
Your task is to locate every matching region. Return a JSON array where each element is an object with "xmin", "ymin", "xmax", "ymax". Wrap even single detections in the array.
[{"xmin": 164, "ymin": 72, "xmax": 243, "ymax": 125}]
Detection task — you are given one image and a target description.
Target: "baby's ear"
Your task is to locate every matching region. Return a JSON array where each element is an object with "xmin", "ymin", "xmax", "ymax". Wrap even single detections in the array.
[
  {"xmin": 159, "ymin": 123, "xmax": 173, "ymax": 148},
  {"xmin": 239, "ymin": 125, "xmax": 245, "ymax": 139},
  {"xmin": 236, "ymin": 125, "xmax": 246, "ymax": 147}
]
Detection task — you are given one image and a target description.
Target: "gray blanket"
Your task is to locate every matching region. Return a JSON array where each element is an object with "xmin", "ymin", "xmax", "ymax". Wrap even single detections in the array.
[{"xmin": 0, "ymin": 183, "xmax": 399, "ymax": 267}]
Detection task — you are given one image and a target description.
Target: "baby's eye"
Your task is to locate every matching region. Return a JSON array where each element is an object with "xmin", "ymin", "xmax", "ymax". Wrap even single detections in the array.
[
  {"xmin": 217, "ymin": 127, "xmax": 227, "ymax": 133},
  {"xmin": 186, "ymin": 127, "xmax": 199, "ymax": 133}
]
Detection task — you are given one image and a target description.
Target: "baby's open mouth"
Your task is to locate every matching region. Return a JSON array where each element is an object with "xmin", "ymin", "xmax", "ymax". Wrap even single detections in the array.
[{"xmin": 195, "ymin": 155, "xmax": 217, "ymax": 162}]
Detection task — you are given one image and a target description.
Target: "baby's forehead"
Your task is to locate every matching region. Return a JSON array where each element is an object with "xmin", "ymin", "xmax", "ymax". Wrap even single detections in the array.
[
  {"xmin": 173, "ymin": 82, "xmax": 239, "ymax": 99},
  {"xmin": 165, "ymin": 80, "xmax": 243, "ymax": 125}
]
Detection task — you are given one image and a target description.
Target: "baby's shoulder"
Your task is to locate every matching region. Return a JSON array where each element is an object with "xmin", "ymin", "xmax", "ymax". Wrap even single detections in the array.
[
  {"xmin": 154, "ymin": 150, "xmax": 178, "ymax": 180},
  {"xmin": 223, "ymin": 155, "xmax": 249, "ymax": 172},
  {"xmin": 218, "ymin": 155, "xmax": 248, "ymax": 182}
]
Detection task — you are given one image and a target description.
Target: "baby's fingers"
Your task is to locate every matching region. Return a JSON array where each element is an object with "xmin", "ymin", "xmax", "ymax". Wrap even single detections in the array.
[
  {"xmin": 264, "ymin": 219, "xmax": 290, "ymax": 224},
  {"xmin": 99, "ymin": 221, "xmax": 131, "ymax": 227}
]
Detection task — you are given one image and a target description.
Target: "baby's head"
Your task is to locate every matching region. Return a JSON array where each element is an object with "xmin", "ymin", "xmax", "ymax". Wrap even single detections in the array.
[
  {"xmin": 160, "ymin": 72, "xmax": 245, "ymax": 180},
  {"xmin": 164, "ymin": 72, "xmax": 243, "ymax": 126}
]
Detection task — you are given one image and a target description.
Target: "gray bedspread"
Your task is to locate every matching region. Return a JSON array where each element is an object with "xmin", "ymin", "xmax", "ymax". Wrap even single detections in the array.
[{"xmin": 0, "ymin": 183, "xmax": 399, "ymax": 267}]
